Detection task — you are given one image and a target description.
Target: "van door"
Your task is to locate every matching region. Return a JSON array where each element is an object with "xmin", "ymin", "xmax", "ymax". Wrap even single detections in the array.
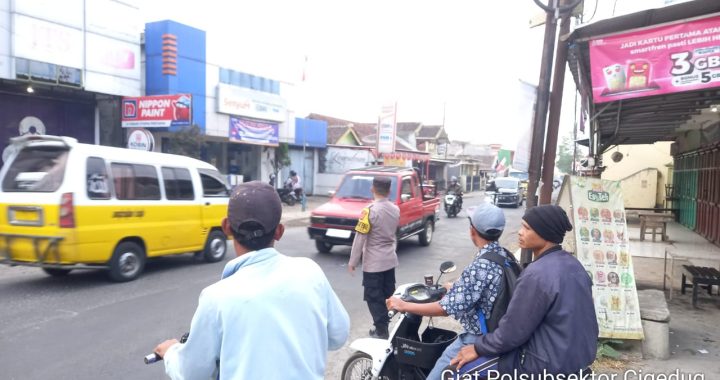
[
  {"xmin": 198, "ymin": 169, "xmax": 230, "ymax": 236},
  {"xmin": 160, "ymin": 167, "xmax": 204, "ymax": 253}
]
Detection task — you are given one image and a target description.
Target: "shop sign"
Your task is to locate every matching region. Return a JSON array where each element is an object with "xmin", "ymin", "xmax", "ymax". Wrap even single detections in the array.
[
  {"xmin": 86, "ymin": 33, "xmax": 140, "ymax": 79},
  {"xmin": 121, "ymin": 94, "xmax": 191, "ymax": 128},
  {"xmin": 377, "ymin": 103, "xmax": 397, "ymax": 154},
  {"xmin": 13, "ymin": 14, "xmax": 83, "ymax": 69},
  {"xmin": 127, "ymin": 129, "xmax": 155, "ymax": 151},
  {"xmin": 217, "ymin": 84, "xmax": 287, "ymax": 123},
  {"xmin": 589, "ymin": 15, "xmax": 720, "ymax": 103},
  {"xmin": 567, "ymin": 177, "xmax": 644, "ymax": 340},
  {"xmin": 229, "ymin": 117, "xmax": 279, "ymax": 147}
]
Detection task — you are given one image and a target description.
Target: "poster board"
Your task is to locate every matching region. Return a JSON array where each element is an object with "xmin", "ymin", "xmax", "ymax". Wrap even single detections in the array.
[{"xmin": 558, "ymin": 176, "xmax": 644, "ymax": 340}]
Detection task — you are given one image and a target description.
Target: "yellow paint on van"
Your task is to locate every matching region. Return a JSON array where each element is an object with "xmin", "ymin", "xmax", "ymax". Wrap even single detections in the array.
[{"xmin": 0, "ymin": 202, "xmax": 226, "ymax": 264}]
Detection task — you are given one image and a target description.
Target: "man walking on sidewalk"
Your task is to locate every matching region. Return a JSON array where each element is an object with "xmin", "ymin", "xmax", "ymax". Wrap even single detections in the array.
[{"xmin": 348, "ymin": 176, "xmax": 400, "ymax": 339}]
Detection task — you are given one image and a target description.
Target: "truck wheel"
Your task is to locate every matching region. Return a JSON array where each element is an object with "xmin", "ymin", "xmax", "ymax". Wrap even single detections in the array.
[
  {"xmin": 316, "ymin": 240, "xmax": 333, "ymax": 254},
  {"xmin": 42, "ymin": 268, "xmax": 72, "ymax": 277},
  {"xmin": 419, "ymin": 219, "xmax": 434, "ymax": 246},
  {"xmin": 108, "ymin": 241, "xmax": 145, "ymax": 282},
  {"xmin": 203, "ymin": 230, "xmax": 227, "ymax": 263}
]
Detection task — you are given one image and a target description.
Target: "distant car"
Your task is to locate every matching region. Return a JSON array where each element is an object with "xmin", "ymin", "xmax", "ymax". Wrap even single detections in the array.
[{"xmin": 490, "ymin": 177, "xmax": 524, "ymax": 208}]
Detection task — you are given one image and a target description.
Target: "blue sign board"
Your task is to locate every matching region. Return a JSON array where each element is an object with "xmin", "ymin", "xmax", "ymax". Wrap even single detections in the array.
[{"xmin": 229, "ymin": 116, "xmax": 279, "ymax": 146}]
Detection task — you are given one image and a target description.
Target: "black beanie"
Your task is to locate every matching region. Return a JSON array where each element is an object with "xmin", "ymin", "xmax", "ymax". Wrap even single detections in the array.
[{"xmin": 522, "ymin": 205, "xmax": 573, "ymax": 244}]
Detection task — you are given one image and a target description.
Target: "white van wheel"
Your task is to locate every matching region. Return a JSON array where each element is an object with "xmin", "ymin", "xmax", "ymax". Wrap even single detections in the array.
[
  {"xmin": 108, "ymin": 241, "xmax": 145, "ymax": 282},
  {"xmin": 203, "ymin": 230, "xmax": 227, "ymax": 263}
]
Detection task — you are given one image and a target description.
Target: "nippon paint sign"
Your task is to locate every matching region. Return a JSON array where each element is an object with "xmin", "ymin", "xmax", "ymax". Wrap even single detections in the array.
[{"xmin": 121, "ymin": 94, "xmax": 192, "ymax": 128}]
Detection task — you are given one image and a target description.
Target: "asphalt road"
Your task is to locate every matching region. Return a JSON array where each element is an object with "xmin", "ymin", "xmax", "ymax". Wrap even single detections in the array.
[{"xmin": 0, "ymin": 194, "xmax": 525, "ymax": 380}]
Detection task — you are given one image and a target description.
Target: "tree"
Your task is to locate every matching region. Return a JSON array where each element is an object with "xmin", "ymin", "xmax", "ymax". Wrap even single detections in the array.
[
  {"xmin": 166, "ymin": 125, "xmax": 206, "ymax": 159},
  {"xmin": 556, "ymin": 133, "xmax": 575, "ymax": 174}
]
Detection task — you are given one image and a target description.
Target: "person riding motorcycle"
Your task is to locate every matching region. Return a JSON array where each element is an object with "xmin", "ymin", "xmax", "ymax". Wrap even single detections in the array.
[
  {"xmin": 386, "ymin": 203, "xmax": 510, "ymax": 380},
  {"xmin": 446, "ymin": 176, "xmax": 463, "ymax": 209},
  {"xmin": 285, "ymin": 170, "xmax": 303, "ymax": 198}
]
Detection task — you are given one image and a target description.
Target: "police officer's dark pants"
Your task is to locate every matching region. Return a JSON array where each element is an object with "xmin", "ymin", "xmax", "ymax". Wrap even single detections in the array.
[{"xmin": 363, "ymin": 268, "xmax": 396, "ymax": 334}]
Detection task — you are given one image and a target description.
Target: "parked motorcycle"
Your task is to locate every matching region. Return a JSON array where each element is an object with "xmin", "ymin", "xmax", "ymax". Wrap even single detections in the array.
[
  {"xmin": 444, "ymin": 192, "xmax": 461, "ymax": 218},
  {"xmin": 341, "ymin": 261, "xmax": 458, "ymax": 380}
]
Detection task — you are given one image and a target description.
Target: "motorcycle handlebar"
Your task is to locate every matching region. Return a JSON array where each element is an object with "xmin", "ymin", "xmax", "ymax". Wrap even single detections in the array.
[
  {"xmin": 387, "ymin": 309, "xmax": 398, "ymax": 318},
  {"xmin": 145, "ymin": 332, "xmax": 189, "ymax": 365}
]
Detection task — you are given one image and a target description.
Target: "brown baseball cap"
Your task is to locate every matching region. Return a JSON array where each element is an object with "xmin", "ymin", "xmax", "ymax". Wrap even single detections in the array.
[{"xmin": 228, "ymin": 181, "xmax": 282, "ymax": 239}]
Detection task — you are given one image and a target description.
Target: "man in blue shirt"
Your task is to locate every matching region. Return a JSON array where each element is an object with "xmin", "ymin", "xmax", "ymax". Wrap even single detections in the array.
[
  {"xmin": 153, "ymin": 181, "xmax": 350, "ymax": 379},
  {"xmin": 386, "ymin": 202, "xmax": 509, "ymax": 380}
]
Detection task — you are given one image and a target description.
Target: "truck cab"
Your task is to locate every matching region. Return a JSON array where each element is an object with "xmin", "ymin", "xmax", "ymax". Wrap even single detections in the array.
[{"xmin": 307, "ymin": 166, "xmax": 440, "ymax": 253}]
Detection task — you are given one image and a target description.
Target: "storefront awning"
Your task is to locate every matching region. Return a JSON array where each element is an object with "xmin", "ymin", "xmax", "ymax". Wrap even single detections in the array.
[{"xmin": 382, "ymin": 150, "xmax": 430, "ymax": 162}]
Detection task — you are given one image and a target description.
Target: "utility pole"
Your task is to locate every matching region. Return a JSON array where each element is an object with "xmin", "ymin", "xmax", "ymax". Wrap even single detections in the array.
[
  {"xmin": 523, "ymin": 0, "xmax": 560, "ymax": 265},
  {"xmin": 539, "ymin": 8, "xmax": 572, "ymax": 204}
]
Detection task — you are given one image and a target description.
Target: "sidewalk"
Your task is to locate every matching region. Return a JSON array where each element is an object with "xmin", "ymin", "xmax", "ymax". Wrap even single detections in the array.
[
  {"xmin": 596, "ymin": 221, "xmax": 720, "ymax": 376},
  {"xmin": 280, "ymin": 195, "xmax": 330, "ymax": 227}
]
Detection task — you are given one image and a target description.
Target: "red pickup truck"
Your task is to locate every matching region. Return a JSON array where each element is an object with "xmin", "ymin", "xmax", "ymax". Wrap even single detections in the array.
[{"xmin": 308, "ymin": 166, "xmax": 441, "ymax": 253}]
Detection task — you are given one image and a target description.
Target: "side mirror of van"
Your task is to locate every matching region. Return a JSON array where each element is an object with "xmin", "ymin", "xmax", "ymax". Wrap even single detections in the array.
[
  {"xmin": 401, "ymin": 194, "xmax": 411, "ymax": 203},
  {"xmin": 328, "ymin": 190, "xmax": 336, "ymax": 197}
]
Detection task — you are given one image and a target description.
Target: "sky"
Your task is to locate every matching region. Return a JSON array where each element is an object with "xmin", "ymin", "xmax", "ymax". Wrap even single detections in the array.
[{"xmin": 142, "ymin": 0, "xmax": 684, "ymax": 148}]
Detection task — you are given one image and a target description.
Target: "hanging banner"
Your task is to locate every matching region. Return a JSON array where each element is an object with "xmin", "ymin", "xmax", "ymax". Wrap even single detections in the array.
[
  {"xmin": 569, "ymin": 176, "xmax": 644, "ymax": 340},
  {"xmin": 122, "ymin": 94, "xmax": 192, "ymax": 128},
  {"xmin": 589, "ymin": 15, "xmax": 720, "ymax": 103},
  {"xmin": 377, "ymin": 102, "xmax": 397, "ymax": 154},
  {"xmin": 229, "ymin": 116, "xmax": 279, "ymax": 147}
]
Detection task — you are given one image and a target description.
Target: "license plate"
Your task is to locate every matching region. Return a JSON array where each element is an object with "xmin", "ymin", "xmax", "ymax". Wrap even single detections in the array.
[
  {"xmin": 326, "ymin": 228, "xmax": 352, "ymax": 239},
  {"xmin": 13, "ymin": 210, "xmax": 39, "ymax": 222}
]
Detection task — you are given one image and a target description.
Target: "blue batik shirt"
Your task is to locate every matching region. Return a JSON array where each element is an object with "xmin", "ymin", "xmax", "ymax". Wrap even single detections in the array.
[{"xmin": 439, "ymin": 241, "xmax": 506, "ymax": 335}]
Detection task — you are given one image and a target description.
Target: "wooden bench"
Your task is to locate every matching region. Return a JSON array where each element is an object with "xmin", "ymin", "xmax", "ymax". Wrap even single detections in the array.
[{"xmin": 681, "ymin": 265, "xmax": 720, "ymax": 308}]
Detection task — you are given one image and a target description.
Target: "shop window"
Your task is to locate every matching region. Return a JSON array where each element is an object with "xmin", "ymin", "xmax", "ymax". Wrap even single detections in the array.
[
  {"xmin": 162, "ymin": 167, "xmax": 195, "ymax": 200},
  {"xmin": 86, "ymin": 157, "xmax": 111, "ymax": 199},
  {"xmin": 111, "ymin": 163, "xmax": 161, "ymax": 200}
]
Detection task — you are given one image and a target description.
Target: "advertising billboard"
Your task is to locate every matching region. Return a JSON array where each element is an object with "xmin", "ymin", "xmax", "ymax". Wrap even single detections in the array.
[
  {"xmin": 13, "ymin": 14, "xmax": 83, "ymax": 69},
  {"xmin": 377, "ymin": 103, "xmax": 397, "ymax": 154},
  {"xmin": 217, "ymin": 84, "xmax": 287, "ymax": 122},
  {"xmin": 589, "ymin": 15, "xmax": 720, "ymax": 103},
  {"xmin": 121, "ymin": 94, "xmax": 192, "ymax": 128},
  {"xmin": 229, "ymin": 117, "xmax": 279, "ymax": 147}
]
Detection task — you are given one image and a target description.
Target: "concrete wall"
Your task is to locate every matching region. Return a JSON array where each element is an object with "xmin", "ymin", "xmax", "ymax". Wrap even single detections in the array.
[{"xmin": 602, "ymin": 142, "xmax": 672, "ymax": 206}]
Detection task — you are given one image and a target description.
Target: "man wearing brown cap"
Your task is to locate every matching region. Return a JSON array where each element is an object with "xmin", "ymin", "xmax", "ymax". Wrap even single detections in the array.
[
  {"xmin": 448, "ymin": 205, "xmax": 597, "ymax": 379},
  {"xmin": 153, "ymin": 181, "xmax": 350, "ymax": 379},
  {"xmin": 348, "ymin": 175, "xmax": 400, "ymax": 339}
]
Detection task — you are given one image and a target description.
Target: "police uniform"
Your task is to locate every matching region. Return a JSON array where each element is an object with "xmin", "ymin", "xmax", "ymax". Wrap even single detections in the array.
[{"xmin": 348, "ymin": 196, "xmax": 400, "ymax": 338}]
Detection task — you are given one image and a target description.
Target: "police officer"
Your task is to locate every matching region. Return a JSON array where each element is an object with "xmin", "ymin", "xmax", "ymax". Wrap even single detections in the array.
[{"xmin": 348, "ymin": 176, "xmax": 400, "ymax": 339}]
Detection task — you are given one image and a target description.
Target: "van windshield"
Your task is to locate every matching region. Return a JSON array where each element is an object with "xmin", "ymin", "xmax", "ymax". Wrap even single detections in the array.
[
  {"xmin": 494, "ymin": 178, "xmax": 518, "ymax": 190},
  {"xmin": 2, "ymin": 146, "xmax": 69, "ymax": 192},
  {"xmin": 335, "ymin": 175, "xmax": 397, "ymax": 201}
]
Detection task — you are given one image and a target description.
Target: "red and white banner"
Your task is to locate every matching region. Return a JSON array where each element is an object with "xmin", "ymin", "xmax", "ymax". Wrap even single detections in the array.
[{"xmin": 122, "ymin": 94, "xmax": 192, "ymax": 128}]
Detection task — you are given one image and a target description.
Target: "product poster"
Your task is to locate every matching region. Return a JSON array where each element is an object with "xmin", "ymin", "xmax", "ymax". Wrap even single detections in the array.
[
  {"xmin": 589, "ymin": 15, "xmax": 720, "ymax": 103},
  {"xmin": 569, "ymin": 176, "xmax": 644, "ymax": 340}
]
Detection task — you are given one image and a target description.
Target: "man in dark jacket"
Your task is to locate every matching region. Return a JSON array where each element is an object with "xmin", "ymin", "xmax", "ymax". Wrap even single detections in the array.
[{"xmin": 449, "ymin": 205, "xmax": 598, "ymax": 378}]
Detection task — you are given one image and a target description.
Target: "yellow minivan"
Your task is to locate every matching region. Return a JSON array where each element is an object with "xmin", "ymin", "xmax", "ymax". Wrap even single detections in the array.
[{"xmin": 0, "ymin": 135, "xmax": 230, "ymax": 281}]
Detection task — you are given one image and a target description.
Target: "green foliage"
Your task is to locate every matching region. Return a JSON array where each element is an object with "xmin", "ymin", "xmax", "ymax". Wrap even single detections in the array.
[
  {"xmin": 166, "ymin": 125, "xmax": 206, "ymax": 159},
  {"xmin": 596, "ymin": 339, "xmax": 624, "ymax": 359},
  {"xmin": 273, "ymin": 143, "xmax": 292, "ymax": 171},
  {"xmin": 556, "ymin": 134, "xmax": 575, "ymax": 174}
]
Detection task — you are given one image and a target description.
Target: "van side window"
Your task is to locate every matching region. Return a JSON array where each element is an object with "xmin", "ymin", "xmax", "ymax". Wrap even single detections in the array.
[
  {"xmin": 162, "ymin": 167, "xmax": 195, "ymax": 200},
  {"xmin": 111, "ymin": 163, "xmax": 161, "ymax": 200},
  {"xmin": 199, "ymin": 172, "xmax": 229, "ymax": 197},
  {"xmin": 86, "ymin": 157, "xmax": 110, "ymax": 199}
]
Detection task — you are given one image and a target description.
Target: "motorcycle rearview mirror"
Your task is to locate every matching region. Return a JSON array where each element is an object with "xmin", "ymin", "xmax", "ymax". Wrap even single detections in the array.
[
  {"xmin": 435, "ymin": 261, "xmax": 457, "ymax": 286},
  {"xmin": 439, "ymin": 261, "xmax": 456, "ymax": 274}
]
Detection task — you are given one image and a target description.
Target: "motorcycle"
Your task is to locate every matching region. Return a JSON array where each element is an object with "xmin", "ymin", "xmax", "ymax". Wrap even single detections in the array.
[
  {"xmin": 269, "ymin": 174, "xmax": 299, "ymax": 206},
  {"xmin": 341, "ymin": 261, "xmax": 458, "ymax": 380},
  {"xmin": 443, "ymin": 192, "xmax": 461, "ymax": 218}
]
